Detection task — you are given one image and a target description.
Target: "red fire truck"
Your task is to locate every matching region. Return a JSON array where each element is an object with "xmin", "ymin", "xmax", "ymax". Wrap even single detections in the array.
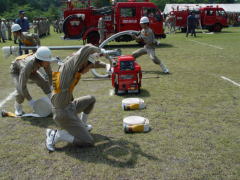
[
  {"xmin": 112, "ymin": 55, "xmax": 142, "ymax": 94},
  {"xmin": 62, "ymin": 0, "xmax": 165, "ymax": 45},
  {"xmin": 171, "ymin": 6, "xmax": 228, "ymax": 32}
]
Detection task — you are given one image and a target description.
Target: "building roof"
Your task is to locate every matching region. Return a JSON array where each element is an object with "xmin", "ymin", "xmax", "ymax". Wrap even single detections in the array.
[{"xmin": 164, "ymin": 4, "xmax": 240, "ymax": 14}]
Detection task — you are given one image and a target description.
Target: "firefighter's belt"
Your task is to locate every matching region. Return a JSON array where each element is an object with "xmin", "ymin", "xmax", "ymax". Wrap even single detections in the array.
[
  {"xmin": 22, "ymin": 39, "xmax": 34, "ymax": 46},
  {"xmin": 52, "ymin": 71, "xmax": 81, "ymax": 94}
]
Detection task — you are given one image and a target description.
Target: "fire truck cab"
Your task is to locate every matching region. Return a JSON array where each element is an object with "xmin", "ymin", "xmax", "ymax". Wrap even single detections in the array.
[
  {"xmin": 200, "ymin": 6, "xmax": 228, "ymax": 32},
  {"xmin": 172, "ymin": 6, "xmax": 228, "ymax": 32},
  {"xmin": 114, "ymin": 2, "xmax": 164, "ymax": 37}
]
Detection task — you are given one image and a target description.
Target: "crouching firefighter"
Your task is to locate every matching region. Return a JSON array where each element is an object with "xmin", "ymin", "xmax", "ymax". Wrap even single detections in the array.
[
  {"xmin": 46, "ymin": 44, "xmax": 111, "ymax": 152},
  {"xmin": 10, "ymin": 46, "xmax": 56, "ymax": 116}
]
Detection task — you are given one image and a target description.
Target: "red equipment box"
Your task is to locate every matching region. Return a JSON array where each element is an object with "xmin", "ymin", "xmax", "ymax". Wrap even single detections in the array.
[{"xmin": 112, "ymin": 55, "xmax": 142, "ymax": 95}]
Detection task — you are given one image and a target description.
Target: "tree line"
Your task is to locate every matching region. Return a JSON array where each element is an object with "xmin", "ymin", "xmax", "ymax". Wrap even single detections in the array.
[{"xmin": 0, "ymin": 0, "xmax": 237, "ymax": 21}]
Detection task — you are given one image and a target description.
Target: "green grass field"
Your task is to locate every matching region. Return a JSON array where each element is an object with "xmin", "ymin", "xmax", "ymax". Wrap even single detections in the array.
[{"xmin": 0, "ymin": 27, "xmax": 240, "ymax": 180}]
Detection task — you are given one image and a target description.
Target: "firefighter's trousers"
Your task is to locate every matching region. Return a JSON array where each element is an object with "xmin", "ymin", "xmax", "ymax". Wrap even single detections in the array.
[
  {"xmin": 132, "ymin": 47, "xmax": 167, "ymax": 70},
  {"xmin": 11, "ymin": 73, "xmax": 51, "ymax": 104},
  {"xmin": 98, "ymin": 30, "xmax": 105, "ymax": 44},
  {"xmin": 52, "ymin": 95, "xmax": 96, "ymax": 146}
]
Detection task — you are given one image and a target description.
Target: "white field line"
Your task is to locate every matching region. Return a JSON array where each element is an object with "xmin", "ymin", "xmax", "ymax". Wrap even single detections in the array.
[
  {"xmin": 0, "ymin": 90, "xmax": 17, "ymax": 108},
  {"xmin": 189, "ymin": 39, "xmax": 224, "ymax": 50},
  {"xmin": 221, "ymin": 76, "xmax": 240, "ymax": 87}
]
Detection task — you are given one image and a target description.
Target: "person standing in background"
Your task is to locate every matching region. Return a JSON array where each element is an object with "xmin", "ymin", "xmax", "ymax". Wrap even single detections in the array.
[
  {"xmin": 6, "ymin": 19, "xmax": 13, "ymax": 41},
  {"xmin": 16, "ymin": 10, "xmax": 29, "ymax": 32},
  {"xmin": 16, "ymin": 10, "xmax": 30, "ymax": 54},
  {"xmin": 1, "ymin": 18, "xmax": 7, "ymax": 41},
  {"xmin": 33, "ymin": 19, "xmax": 38, "ymax": 34},
  {"xmin": 98, "ymin": 17, "xmax": 106, "ymax": 44},
  {"xmin": 0, "ymin": 19, "xmax": 5, "ymax": 43},
  {"xmin": 186, "ymin": 11, "xmax": 197, "ymax": 37}
]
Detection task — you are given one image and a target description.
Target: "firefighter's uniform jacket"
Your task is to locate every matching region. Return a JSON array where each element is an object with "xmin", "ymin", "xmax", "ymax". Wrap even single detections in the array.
[
  {"xmin": 10, "ymin": 53, "xmax": 52, "ymax": 104},
  {"xmin": 132, "ymin": 27, "xmax": 167, "ymax": 71},
  {"xmin": 51, "ymin": 44, "xmax": 104, "ymax": 146},
  {"xmin": 19, "ymin": 32, "xmax": 40, "ymax": 46}
]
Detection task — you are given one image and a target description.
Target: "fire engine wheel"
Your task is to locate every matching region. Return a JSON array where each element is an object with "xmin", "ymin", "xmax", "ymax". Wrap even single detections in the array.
[
  {"xmin": 137, "ymin": 88, "xmax": 141, "ymax": 94},
  {"xmin": 213, "ymin": 24, "xmax": 222, "ymax": 32},
  {"xmin": 208, "ymin": 26, "xmax": 214, "ymax": 32},
  {"xmin": 114, "ymin": 84, "xmax": 119, "ymax": 95},
  {"xmin": 87, "ymin": 32, "xmax": 100, "ymax": 46},
  {"xmin": 181, "ymin": 28, "xmax": 187, "ymax": 33}
]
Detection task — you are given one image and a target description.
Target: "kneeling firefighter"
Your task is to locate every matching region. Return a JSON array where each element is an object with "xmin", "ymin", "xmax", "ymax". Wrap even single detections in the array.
[
  {"xmin": 46, "ymin": 44, "xmax": 111, "ymax": 152},
  {"xmin": 10, "ymin": 46, "xmax": 55, "ymax": 116}
]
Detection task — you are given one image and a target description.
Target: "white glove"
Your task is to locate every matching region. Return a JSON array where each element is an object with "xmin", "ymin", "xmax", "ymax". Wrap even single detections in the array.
[
  {"xmin": 105, "ymin": 64, "xmax": 112, "ymax": 75},
  {"xmin": 47, "ymin": 93, "xmax": 52, "ymax": 100},
  {"xmin": 100, "ymin": 48, "xmax": 107, "ymax": 55},
  {"xmin": 155, "ymin": 40, "xmax": 160, "ymax": 46},
  {"xmin": 28, "ymin": 99, "xmax": 35, "ymax": 109}
]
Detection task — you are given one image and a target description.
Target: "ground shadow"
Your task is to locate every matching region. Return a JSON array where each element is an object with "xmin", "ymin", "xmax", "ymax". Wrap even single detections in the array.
[
  {"xmin": 105, "ymin": 43, "xmax": 174, "ymax": 49},
  {"xmin": 117, "ymin": 88, "xmax": 150, "ymax": 98},
  {"xmin": 216, "ymin": 30, "xmax": 235, "ymax": 34},
  {"xmin": 156, "ymin": 43, "xmax": 174, "ymax": 48},
  {"xmin": 142, "ymin": 70, "xmax": 172, "ymax": 76},
  {"xmin": 59, "ymin": 134, "xmax": 159, "ymax": 168},
  {"xmin": 105, "ymin": 44, "xmax": 142, "ymax": 49},
  {"xmin": 21, "ymin": 115, "xmax": 55, "ymax": 128}
]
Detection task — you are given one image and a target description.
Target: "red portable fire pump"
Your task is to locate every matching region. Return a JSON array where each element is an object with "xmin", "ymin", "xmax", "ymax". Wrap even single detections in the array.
[
  {"xmin": 62, "ymin": 0, "xmax": 166, "ymax": 45},
  {"xmin": 170, "ymin": 5, "xmax": 228, "ymax": 32},
  {"xmin": 111, "ymin": 55, "xmax": 142, "ymax": 95}
]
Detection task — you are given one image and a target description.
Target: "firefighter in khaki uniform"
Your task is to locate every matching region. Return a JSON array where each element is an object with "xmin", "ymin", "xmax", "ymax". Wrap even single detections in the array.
[
  {"xmin": 98, "ymin": 17, "xmax": 105, "ymax": 44},
  {"xmin": 10, "ymin": 46, "xmax": 55, "ymax": 116},
  {"xmin": 11, "ymin": 24, "xmax": 40, "ymax": 55},
  {"xmin": 46, "ymin": 44, "xmax": 110, "ymax": 152},
  {"xmin": 131, "ymin": 16, "xmax": 169, "ymax": 74}
]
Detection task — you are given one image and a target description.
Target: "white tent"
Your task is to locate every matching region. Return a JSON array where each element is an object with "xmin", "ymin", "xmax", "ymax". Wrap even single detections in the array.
[{"xmin": 164, "ymin": 4, "xmax": 240, "ymax": 14}]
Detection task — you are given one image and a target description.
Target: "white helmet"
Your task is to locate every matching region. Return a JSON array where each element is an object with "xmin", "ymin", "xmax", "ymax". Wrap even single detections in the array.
[
  {"xmin": 140, "ymin": 16, "xmax": 149, "ymax": 24},
  {"xmin": 35, "ymin": 46, "xmax": 55, "ymax": 62},
  {"xmin": 11, "ymin": 24, "xmax": 22, "ymax": 32}
]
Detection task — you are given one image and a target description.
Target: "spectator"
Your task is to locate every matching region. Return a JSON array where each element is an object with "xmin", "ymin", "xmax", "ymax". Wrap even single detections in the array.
[
  {"xmin": 0, "ymin": 19, "xmax": 6, "ymax": 43},
  {"xmin": 186, "ymin": 11, "xmax": 197, "ymax": 37},
  {"xmin": 6, "ymin": 19, "xmax": 13, "ymax": 41},
  {"xmin": 1, "ymin": 18, "xmax": 7, "ymax": 41},
  {"xmin": 98, "ymin": 17, "xmax": 106, "ymax": 44},
  {"xmin": 15, "ymin": 10, "xmax": 29, "ymax": 32}
]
